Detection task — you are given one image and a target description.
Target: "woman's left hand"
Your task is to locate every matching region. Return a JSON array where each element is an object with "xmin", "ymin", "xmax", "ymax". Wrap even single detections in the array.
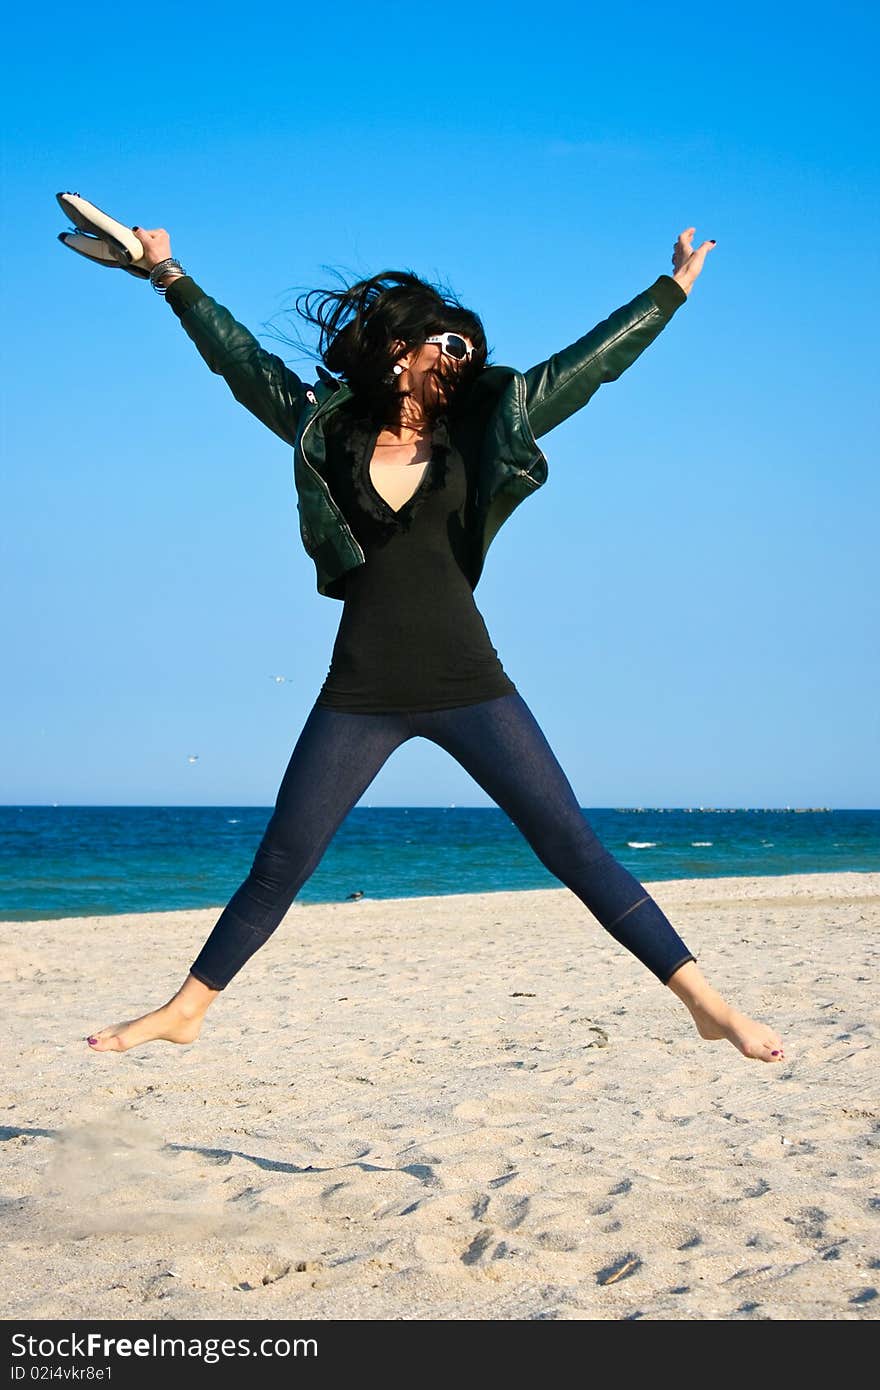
[{"xmin": 671, "ymin": 227, "xmax": 716, "ymax": 296}]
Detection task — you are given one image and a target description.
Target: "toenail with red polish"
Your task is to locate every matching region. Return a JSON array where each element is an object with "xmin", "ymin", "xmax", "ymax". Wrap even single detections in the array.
[
  {"xmin": 771, "ymin": 1050, "xmax": 779, "ymax": 1056},
  {"xmin": 87, "ymin": 1036, "xmax": 98, "ymax": 1044}
]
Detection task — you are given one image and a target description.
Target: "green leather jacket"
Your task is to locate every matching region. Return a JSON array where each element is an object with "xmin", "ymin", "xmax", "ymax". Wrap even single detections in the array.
[{"xmin": 165, "ymin": 272, "xmax": 687, "ymax": 600}]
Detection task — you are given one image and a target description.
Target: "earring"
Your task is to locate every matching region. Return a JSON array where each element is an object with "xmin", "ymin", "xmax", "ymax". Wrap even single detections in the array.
[{"xmin": 392, "ymin": 363, "xmax": 404, "ymax": 376}]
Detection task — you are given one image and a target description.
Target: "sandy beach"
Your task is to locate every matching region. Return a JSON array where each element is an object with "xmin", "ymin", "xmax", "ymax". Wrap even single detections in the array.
[{"xmin": 1, "ymin": 871, "xmax": 877, "ymax": 1321}]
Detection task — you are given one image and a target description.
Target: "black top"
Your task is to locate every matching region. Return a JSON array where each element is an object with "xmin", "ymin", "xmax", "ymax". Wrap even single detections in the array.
[{"xmin": 315, "ymin": 403, "xmax": 518, "ymax": 713}]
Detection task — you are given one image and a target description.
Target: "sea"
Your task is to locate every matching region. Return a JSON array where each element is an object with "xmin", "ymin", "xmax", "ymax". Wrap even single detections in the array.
[{"xmin": 0, "ymin": 805, "xmax": 877, "ymax": 922}]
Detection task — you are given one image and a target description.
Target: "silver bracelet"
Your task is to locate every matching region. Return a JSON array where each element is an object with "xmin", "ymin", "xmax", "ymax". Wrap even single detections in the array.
[{"xmin": 149, "ymin": 257, "xmax": 187, "ymax": 295}]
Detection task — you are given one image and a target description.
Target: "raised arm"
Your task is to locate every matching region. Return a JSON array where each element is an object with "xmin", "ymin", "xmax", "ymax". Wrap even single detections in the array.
[
  {"xmin": 522, "ymin": 228, "xmax": 715, "ymax": 440},
  {"xmin": 523, "ymin": 276, "xmax": 686, "ymax": 439},
  {"xmin": 134, "ymin": 227, "xmax": 308, "ymax": 446}
]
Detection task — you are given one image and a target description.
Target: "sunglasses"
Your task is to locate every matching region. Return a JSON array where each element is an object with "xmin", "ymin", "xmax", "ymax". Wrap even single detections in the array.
[{"xmin": 424, "ymin": 331, "xmax": 475, "ymax": 362}]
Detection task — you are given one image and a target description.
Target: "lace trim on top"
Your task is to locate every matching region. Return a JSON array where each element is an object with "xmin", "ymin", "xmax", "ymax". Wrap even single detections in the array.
[{"xmin": 339, "ymin": 411, "xmax": 454, "ymax": 545}]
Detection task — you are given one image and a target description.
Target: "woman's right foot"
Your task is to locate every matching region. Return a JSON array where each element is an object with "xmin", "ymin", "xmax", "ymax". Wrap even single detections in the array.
[{"xmin": 86, "ymin": 1002, "xmax": 206, "ymax": 1053}]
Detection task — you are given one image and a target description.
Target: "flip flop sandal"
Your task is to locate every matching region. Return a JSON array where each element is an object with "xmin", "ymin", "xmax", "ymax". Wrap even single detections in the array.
[{"xmin": 56, "ymin": 191, "xmax": 152, "ymax": 279}]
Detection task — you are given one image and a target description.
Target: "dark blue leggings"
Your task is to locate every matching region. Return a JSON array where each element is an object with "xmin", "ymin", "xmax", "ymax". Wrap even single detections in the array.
[{"xmin": 190, "ymin": 692, "xmax": 696, "ymax": 991}]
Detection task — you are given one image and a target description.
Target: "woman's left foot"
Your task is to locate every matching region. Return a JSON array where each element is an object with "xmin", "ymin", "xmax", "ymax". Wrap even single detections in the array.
[{"xmin": 687, "ymin": 993, "xmax": 785, "ymax": 1062}]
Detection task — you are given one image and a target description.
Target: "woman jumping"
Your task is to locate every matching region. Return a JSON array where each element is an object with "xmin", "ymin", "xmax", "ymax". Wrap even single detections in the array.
[{"xmin": 87, "ymin": 226, "xmax": 785, "ymax": 1064}]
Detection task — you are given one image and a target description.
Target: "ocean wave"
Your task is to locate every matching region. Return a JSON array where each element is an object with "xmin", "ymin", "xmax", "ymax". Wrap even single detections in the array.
[{"xmin": 627, "ymin": 841, "xmax": 657, "ymax": 849}]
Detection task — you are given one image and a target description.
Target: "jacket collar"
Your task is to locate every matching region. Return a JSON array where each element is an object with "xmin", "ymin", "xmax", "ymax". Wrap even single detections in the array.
[{"xmin": 311, "ymin": 362, "xmax": 517, "ymax": 425}]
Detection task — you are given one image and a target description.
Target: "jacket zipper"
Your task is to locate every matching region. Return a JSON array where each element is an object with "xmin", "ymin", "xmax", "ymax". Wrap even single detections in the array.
[
  {"xmin": 299, "ymin": 404, "xmax": 366, "ymax": 563},
  {"xmin": 514, "ymin": 374, "xmax": 545, "ymax": 485}
]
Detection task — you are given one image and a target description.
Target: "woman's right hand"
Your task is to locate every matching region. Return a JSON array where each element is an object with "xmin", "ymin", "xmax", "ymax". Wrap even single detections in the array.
[{"xmin": 131, "ymin": 227, "xmax": 181, "ymax": 284}]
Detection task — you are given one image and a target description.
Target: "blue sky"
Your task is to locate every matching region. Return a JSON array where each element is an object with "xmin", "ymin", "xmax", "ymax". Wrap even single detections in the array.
[{"xmin": 3, "ymin": 1, "xmax": 878, "ymax": 808}]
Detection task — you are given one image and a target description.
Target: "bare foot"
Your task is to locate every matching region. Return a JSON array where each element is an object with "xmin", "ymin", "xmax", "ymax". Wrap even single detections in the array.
[
  {"xmin": 687, "ymin": 994, "xmax": 785, "ymax": 1062},
  {"xmin": 666, "ymin": 963, "xmax": 785, "ymax": 1063},
  {"xmin": 86, "ymin": 1001, "xmax": 206, "ymax": 1053}
]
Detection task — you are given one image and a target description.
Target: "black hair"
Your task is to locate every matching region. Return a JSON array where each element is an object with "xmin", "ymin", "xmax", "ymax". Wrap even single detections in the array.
[{"xmin": 269, "ymin": 266, "xmax": 491, "ymax": 427}]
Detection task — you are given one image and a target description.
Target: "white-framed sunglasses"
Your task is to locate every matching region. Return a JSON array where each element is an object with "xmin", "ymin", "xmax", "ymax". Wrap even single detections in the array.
[{"xmin": 424, "ymin": 331, "xmax": 475, "ymax": 362}]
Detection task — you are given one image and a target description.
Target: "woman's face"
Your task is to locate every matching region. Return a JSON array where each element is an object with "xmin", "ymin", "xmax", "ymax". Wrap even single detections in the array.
[{"xmin": 392, "ymin": 335, "xmax": 473, "ymax": 413}]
